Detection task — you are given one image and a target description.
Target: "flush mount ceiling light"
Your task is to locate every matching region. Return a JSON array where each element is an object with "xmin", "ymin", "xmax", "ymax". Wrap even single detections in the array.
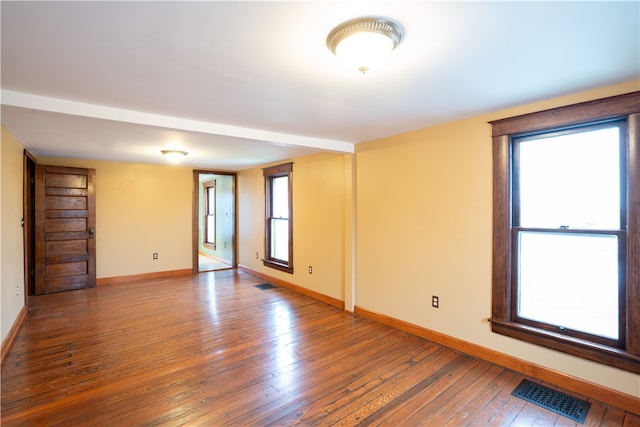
[
  {"xmin": 161, "ymin": 149, "xmax": 188, "ymax": 163},
  {"xmin": 326, "ymin": 16, "xmax": 404, "ymax": 74}
]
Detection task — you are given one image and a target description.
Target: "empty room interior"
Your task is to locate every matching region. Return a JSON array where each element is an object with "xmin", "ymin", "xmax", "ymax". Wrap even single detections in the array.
[{"xmin": 1, "ymin": 1, "xmax": 639, "ymax": 425}]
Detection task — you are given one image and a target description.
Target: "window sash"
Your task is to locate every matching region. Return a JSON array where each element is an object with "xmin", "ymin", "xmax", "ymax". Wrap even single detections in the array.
[
  {"xmin": 512, "ymin": 123, "xmax": 624, "ymax": 231},
  {"xmin": 511, "ymin": 228, "xmax": 625, "ymax": 348},
  {"xmin": 269, "ymin": 217, "xmax": 289, "ymax": 263},
  {"xmin": 206, "ymin": 215, "xmax": 215, "ymax": 245}
]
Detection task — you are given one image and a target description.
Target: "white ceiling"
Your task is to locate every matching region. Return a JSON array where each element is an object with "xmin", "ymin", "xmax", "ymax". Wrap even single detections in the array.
[{"xmin": 2, "ymin": 1, "xmax": 639, "ymax": 171}]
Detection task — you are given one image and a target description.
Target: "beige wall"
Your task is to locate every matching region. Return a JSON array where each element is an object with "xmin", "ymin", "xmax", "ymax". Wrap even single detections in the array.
[
  {"xmin": 238, "ymin": 152, "xmax": 349, "ymax": 302},
  {"xmin": 37, "ymin": 158, "xmax": 193, "ymax": 278},
  {"xmin": 1, "ymin": 128, "xmax": 26, "ymax": 343},
  {"xmin": 355, "ymin": 79, "xmax": 640, "ymax": 397}
]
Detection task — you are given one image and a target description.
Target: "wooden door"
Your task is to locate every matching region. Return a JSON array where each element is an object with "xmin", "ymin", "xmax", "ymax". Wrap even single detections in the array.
[{"xmin": 35, "ymin": 165, "xmax": 96, "ymax": 294}]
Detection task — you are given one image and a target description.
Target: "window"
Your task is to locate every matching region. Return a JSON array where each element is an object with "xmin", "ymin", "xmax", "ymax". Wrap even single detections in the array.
[
  {"xmin": 489, "ymin": 92, "xmax": 640, "ymax": 373},
  {"xmin": 204, "ymin": 180, "xmax": 216, "ymax": 247},
  {"xmin": 263, "ymin": 163, "xmax": 293, "ymax": 273},
  {"xmin": 514, "ymin": 122, "xmax": 624, "ymax": 346}
]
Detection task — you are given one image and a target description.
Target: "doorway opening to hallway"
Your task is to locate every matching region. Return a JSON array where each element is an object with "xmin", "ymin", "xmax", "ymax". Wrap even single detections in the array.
[{"xmin": 193, "ymin": 170, "xmax": 237, "ymax": 273}]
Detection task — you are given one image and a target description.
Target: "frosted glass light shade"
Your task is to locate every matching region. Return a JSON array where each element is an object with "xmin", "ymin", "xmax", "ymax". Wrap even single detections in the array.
[
  {"xmin": 161, "ymin": 149, "xmax": 188, "ymax": 162},
  {"xmin": 335, "ymin": 32, "xmax": 394, "ymax": 73}
]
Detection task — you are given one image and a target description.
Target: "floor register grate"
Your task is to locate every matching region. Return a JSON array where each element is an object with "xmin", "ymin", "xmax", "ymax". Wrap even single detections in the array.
[
  {"xmin": 512, "ymin": 379, "xmax": 591, "ymax": 423},
  {"xmin": 254, "ymin": 283, "xmax": 277, "ymax": 290}
]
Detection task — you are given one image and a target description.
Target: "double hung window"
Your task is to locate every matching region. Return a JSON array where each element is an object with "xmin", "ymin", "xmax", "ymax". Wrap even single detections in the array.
[
  {"xmin": 514, "ymin": 122, "xmax": 624, "ymax": 346},
  {"xmin": 204, "ymin": 180, "xmax": 216, "ymax": 247},
  {"xmin": 489, "ymin": 92, "xmax": 640, "ymax": 373},
  {"xmin": 263, "ymin": 163, "xmax": 293, "ymax": 273}
]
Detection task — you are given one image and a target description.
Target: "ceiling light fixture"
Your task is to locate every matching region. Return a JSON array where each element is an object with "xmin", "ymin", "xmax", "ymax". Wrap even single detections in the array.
[
  {"xmin": 326, "ymin": 16, "xmax": 404, "ymax": 74},
  {"xmin": 161, "ymin": 149, "xmax": 188, "ymax": 162}
]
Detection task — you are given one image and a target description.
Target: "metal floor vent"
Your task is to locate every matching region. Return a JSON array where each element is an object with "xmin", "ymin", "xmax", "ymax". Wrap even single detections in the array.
[
  {"xmin": 512, "ymin": 379, "xmax": 591, "ymax": 423},
  {"xmin": 254, "ymin": 283, "xmax": 277, "ymax": 290}
]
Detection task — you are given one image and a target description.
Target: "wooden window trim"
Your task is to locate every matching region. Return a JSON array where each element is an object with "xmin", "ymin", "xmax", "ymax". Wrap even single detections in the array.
[
  {"xmin": 263, "ymin": 162, "xmax": 293, "ymax": 274},
  {"xmin": 488, "ymin": 91, "xmax": 640, "ymax": 374}
]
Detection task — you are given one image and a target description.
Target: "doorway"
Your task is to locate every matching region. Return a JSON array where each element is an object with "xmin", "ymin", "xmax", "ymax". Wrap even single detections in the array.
[{"xmin": 193, "ymin": 170, "xmax": 236, "ymax": 273}]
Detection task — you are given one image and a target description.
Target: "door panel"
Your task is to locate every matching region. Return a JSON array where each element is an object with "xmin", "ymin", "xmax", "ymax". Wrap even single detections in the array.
[
  {"xmin": 47, "ymin": 218, "xmax": 87, "ymax": 232},
  {"xmin": 35, "ymin": 165, "xmax": 96, "ymax": 294},
  {"xmin": 45, "ymin": 239, "xmax": 87, "ymax": 255},
  {"xmin": 46, "ymin": 196, "xmax": 87, "ymax": 210}
]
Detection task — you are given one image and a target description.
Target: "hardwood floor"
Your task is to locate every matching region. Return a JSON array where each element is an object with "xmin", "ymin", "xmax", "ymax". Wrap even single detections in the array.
[
  {"xmin": 2, "ymin": 270, "xmax": 638, "ymax": 426},
  {"xmin": 198, "ymin": 254, "xmax": 233, "ymax": 272}
]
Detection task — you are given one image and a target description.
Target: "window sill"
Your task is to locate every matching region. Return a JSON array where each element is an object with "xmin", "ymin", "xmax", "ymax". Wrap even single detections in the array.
[
  {"xmin": 489, "ymin": 318, "xmax": 640, "ymax": 374},
  {"xmin": 262, "ymin": 259, "xmax": 293, "ymax": 274}
]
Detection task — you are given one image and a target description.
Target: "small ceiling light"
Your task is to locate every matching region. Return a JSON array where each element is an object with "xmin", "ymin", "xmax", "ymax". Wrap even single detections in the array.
[
  {"xmin": 161, "ymin": 149, "xmax": 188, "ymax": 163},
  {"xmin": 326, "ymin": 16, "xmax": 404, "ymax": 74}
]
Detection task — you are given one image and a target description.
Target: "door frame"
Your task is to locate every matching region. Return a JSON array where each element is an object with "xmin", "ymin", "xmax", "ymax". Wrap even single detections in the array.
[
  {"xmin": 192, "ymin": 170, "xmax": 237, "ymax": 273},
  {"xmin": 23, "ymin": 150, "xmax": 36, "ymax": 300}
]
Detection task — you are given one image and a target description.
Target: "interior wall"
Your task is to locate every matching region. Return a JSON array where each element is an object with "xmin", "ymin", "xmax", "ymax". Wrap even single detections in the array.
[
  {"xmin": 238, "ymin": 152, "xmax": 348, "ymax": 301},
  {"xmin": 1, "ymin": 127, "xmax": 26, "ymax": 343},
  {"xmin": 37, "ymin": 157, "xmax": 193, "ymax": 279},
  {"xmin": 355, "ymin": 79, "xmax": 640, "ymax": 398}
]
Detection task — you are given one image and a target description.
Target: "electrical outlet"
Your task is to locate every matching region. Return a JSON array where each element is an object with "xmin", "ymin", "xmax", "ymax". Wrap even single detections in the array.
[
  {"xmin": 153, "ymin": 252, "xmax": 158, "ymax": 260},
  {"xmin": 432, "ymin": 295, "xmax": 439, "ymax": 308},
  {"xmin": 308, "ymin": 266, "xmax": 313, "ymax": 274}
]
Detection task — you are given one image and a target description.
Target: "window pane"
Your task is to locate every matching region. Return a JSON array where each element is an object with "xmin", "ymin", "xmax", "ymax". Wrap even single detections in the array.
[
  {"xmin": 207, "ymin": 187, "xmax": 215, "ymax": 215},
  {"xmin": 518, "ymin": 126, "xmax": 620, "ymax": 229},
  {"xmin": 271, "ymin": 218, "xmax": 289, "ymax": 261},
  {"xmin": 272, "ymin": 176, "xmax": 289, "ymax": 219},
  {"xmin": 206, "ymin": 216, "xmax": 215, "ymax": 244},
  {"xmin": 518, "ymin": 231, "xmax": 619, "ymax": 339}
]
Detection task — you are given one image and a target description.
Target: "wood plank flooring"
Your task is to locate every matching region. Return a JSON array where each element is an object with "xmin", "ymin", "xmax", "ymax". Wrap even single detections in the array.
[
  {"xmin": 198, "ymin": 254, "xmax": 233, "ymax": 272},
  {"xmin": 2, "ymin": 270, "xmax": 638, "ymax": 426}
]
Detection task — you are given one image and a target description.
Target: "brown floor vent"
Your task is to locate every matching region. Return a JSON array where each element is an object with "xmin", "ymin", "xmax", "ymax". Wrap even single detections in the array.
[{"xmin": 512, "ymin": 379, "xmax": 591, "ymax": 423}]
